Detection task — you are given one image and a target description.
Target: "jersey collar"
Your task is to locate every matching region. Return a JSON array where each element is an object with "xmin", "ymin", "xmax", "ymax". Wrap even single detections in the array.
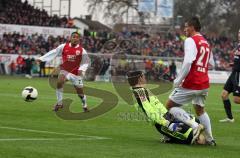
[
  {"xmin": 192, "ymin": 33, "xmax": 202, "ymax": 37},
  {"xmin": 69, "ymin": 43, "xmax": 80, "ymax": 48}
]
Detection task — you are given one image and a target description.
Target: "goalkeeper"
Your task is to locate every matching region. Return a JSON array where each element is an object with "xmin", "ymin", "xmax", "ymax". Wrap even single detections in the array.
[{"xmin": 127, "ymin": 71, "xmax": 205, "ymax": 144}]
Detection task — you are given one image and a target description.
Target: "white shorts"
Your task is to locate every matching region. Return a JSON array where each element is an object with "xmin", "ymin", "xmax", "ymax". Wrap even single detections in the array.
[
  {"xmin": 59, "ymin": 70, "xmax": 83, "ymax": 88},
  {"xmin": 169, "ymin": 87, "xmax": 208, "ymax": 107}
]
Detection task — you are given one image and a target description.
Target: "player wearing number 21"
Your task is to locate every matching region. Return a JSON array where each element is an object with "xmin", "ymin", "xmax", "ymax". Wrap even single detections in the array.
[{"xmin": 165, "ymin": 17, "xmax": 216, "ymax": 145}]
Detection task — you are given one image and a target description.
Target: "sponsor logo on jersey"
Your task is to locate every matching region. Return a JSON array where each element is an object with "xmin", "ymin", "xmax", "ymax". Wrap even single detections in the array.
[
  {"xmin": 67, "ymin": 55, "xmax": 76, "ymax": 61},
  {"xmin": 76, "ymin": 50, "xmax": 81, "ymax": 55}
]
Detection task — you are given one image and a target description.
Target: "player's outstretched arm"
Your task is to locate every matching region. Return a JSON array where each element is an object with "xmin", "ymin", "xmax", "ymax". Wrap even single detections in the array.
[{"xmin": 38, "ymin": 44, "xmax": 65, "ymax": 62}]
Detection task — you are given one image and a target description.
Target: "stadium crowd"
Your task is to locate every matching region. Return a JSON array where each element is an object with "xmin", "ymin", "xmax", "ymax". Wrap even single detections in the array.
[
  {"xmin": 0, "ymin": 0, "xmax": 74, "ymax": 28},
  {"xmin": 0, "ymin": 31, "xmax": 237, "ymax": 73},
  {"xmin": 0, "ymin": 0, "xmax": 238, "ymax": 78}
]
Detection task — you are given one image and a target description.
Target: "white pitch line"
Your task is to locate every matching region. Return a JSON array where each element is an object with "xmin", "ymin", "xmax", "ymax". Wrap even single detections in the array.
[
  {"xmin": 0, "ymin": 138, "xmax": 100, "ymax": 141},
  {"xmin": 0, "ymin": 126, "xmax": 111, "ymax": 140}
]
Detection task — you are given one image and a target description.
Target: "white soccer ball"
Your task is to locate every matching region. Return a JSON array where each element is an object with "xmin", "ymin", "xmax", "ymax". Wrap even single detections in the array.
[{"xmin": 22, "ymin": 86, "xmax": 38, "ymax": 102}]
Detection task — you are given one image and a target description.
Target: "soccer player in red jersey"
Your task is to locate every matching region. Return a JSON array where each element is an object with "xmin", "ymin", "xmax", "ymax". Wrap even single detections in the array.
[
  {"xmin": 38, "ymin": 32, "xmax": 90, "ymax": 112},
  {"xmin": 165, "ymin": 17, "xmax": 216, "ymax": 146}
]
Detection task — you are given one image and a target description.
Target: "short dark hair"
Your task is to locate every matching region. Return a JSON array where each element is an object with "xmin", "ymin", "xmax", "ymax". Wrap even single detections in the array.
[
  {"xmin": 127, "ymin": 71, "xmax": 143, "ymax": 86},
  {"xmin": 187, "ymin": 17, "xmax": 201, "ymax": 32},
  {"xmin": 71, "ymin": 31, "xmax": 81, "ymax": 37}
]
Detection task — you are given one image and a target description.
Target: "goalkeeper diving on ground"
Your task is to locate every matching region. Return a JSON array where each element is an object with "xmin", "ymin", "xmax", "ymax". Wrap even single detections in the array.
[{"xmin": 127, "ymin": 70, "xmax": 207, "ymax": 145}]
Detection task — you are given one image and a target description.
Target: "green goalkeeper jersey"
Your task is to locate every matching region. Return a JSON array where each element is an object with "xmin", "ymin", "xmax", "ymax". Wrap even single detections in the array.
[{"xmin": 132, "ymin": 87, "xmax": 169, "ymax": 126}]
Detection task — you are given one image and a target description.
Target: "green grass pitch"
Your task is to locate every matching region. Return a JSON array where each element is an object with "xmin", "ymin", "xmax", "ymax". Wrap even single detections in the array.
[{"xmin": 0, "ymin": 75, "xmax": 240, "ymax": 158}]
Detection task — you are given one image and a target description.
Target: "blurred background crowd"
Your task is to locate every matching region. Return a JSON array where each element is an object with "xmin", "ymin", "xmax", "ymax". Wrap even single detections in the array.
[
  {"xmin": 0, "ymin": 0, "xmax": 74, "ymax": 27},
  {"xmin": 0, "ymin": 0, "xmax": 238, "ymax": 79}
]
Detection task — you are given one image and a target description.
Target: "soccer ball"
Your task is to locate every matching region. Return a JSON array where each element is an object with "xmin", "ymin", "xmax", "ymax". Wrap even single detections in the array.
[
  {"xmin": 196, "ymin": 132, "xmax": 207, "ymax": 145},
  {"xmin": 22, "ymin": 86, "xmax": 38, "ymax": 102}
]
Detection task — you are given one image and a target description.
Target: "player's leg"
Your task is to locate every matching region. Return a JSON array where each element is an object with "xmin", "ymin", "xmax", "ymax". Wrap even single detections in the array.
[
  {"xmin": 166, "ymin": 88, "xmax": 186, "ymax": 110},
  {"xmin": 166, "ymin": 88, "xmax": 202, "ymax": 131},
  {"xmin": 70, "ymin": 74, "xmax": 89, "ymax": 112},
  {"xmin": 169, "ymin": 107, "xmax": 199, "ymax": 129},
  {"xmin": 39, "ymin": 67, "xmax": 42, "ymax": 77},
  {"xmin": 233, "ymin": 71, "xmax": 240, "ymax": 103},
  {"xmin": 43, "ymin": 66, "xmax": 46, "ymax": 77},
  {"xmin": 155, "ymin": 122, "xmax": 199, "ymax": 144},
  {"xmin": 193, "ymin": 104, "xmax": 215, "ymax": 146},
  {"xmin": 74, "ymin": 86, "xmax": 89, "ymax": 112},
  {"xmin": 54, "ymin": 73, "xmax": 66, "ymax": 111},
  {"xmin": 226, "ymin": 72, "xmax": 240, "ymax": 121},
  {"xmin": 168, "ymin": 106, "xmax": 204, "ymax": 143},
  {"xmin": 220, "ymin": 73, "xmax": 234, "ymax": 122},
  {"xmin": 25, "ymin": 67, "xmax": 32, "ymax": 78},
  {"xmin": 220, "ymin": 90, "xmax": 234, "ymax": 122},
  {"xmin": 166, "ymin": 99, "xmax": 180, "ymax": 110},
  {"xmin": 233, "ymin": 96, "xmax": 240, "ymax": 103},
  {"xmin": 193, "ymin": 89, "xmax": 216, "ymax": 145}
]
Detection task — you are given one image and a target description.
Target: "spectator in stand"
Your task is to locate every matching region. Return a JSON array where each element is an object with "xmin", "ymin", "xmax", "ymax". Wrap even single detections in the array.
[
  {"xmin": 0, "ymin": 28, "xmax": 238, "ymax": 73},
  {"xmin": 0, "ymin": 59, "xmax": 6, "ymax": 75},
  {"xmin": 145, "ymin": 59, "xmax": 153, "ymax": 80},
  {"xmin": 169, "ymin": 60, "xmax": 177, "ymax": 81},
  {"xmin": 99, "ymin": 58, "xmax": 110, "ymax": 75},
  {"xmin": 39, "ymin": 53, "xmax": 46, "ymax": 77},
  {"xmin": 24, "ymin": 53, "xmax": 34, "ymax": 78},
  {"xmin": 9, "ymin": 60, "xmax": 16, "ymax": 75},
  {"xmin": 16, "ymin": 53, "xmax": 25, "ymax": 74},
  {"xmin": 32, "ymin": 60, "xmax": 39, "ymax": 74},
  {"xmin": 0, "ymin": 0, "xmax": 75, "ymax": 28}
]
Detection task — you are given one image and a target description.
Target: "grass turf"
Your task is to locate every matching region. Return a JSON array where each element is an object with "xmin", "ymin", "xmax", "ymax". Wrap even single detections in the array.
[{"xmin": 0, "ymin": 75, "xmax": 240, "ymax": 158}]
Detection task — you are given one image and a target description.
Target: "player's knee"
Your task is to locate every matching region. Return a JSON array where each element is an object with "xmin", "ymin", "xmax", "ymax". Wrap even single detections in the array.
[
  {"xmin": 221, "ymin": 91, "xmax": 229, "ymax": 100},
  {"xmin": 233, "ymin": 96, "xmax": 240, "ymax": 104},
  {"xmin": 78, "ymin": 94, "xmax": 84, "ymax": 99},
  {"xmin": 57, "ymin": 83, "xmax": 63, "ymax": 89},
  {"xmin": 194, "ymin": 106, "xmax": 205, "ymax": 116},
  {"xmin": 74, "ymin": 87, "xmax": 83, "ymax": 96},
  {"xmin": 195, "ymin": 109, "xmax": 204, "ymax": 116},
  {"xmin": 166, "ymin": 99, "xmax": 174, "ymax": 110},
  {"xmin": 77, "ymin": 90, "xmax": 84, "ymax": 97},
  {"xmin": 57, "ymin": 79, "xmax": 65, "ymax": 89}
]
